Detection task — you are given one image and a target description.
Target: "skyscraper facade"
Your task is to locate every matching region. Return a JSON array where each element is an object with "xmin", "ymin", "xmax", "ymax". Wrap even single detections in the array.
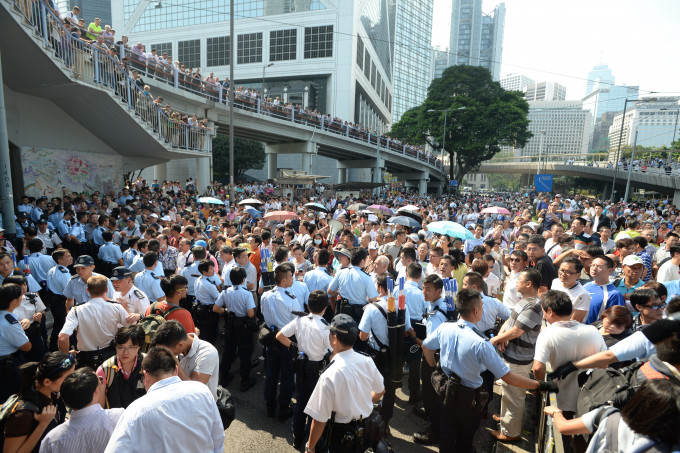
[
  {"xmin": 585, "ymin": 63, "xmax": 614, "ymax": 97},
  {"xmin": 500, "ymin": 73, "xmax": 534, "ymax": 93},
  {"xmin": 446, "ymin": 0, "xmax": 505, "ymax": 80},
  {"xmin": 392, "ymin": 0, "xmax": 434, "ymax": 122},
  {"xmin": 525, "ymin": 81, "xmax": 567, "ymax": 101}
]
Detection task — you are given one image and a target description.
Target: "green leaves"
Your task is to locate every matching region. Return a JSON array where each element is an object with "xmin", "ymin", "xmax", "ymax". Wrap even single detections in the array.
[{"xmin": 212, "ymin": 134, "xmax": 265, "ymax": 182}]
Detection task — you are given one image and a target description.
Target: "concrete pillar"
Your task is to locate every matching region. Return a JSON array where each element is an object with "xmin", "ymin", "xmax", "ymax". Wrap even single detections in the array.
[
  {"xmin": 196, "ymin": 157, "xmax": 211, "ymax": 192},
  {"xmin": 418, "ymin": 178, "xmax": 427, "ymax": 196},
  {"xmin": 338, "ymin": 168, "xmax": 347, "ymax": 184},
  {"xmin": 154, "ymin": 162, "xmax": 168, "ymax": 183},
  {"xmin": 673, "ymin": 190, "xmax": 680, "ymax": 207},
  {"xmin": 267, "ymin": 152, "xmax": 278, "ymax": 181}
]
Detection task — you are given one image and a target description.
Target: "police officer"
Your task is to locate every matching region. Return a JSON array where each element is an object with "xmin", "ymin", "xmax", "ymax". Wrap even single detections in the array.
[
  {"xmin": 36, "ymin": 218, "xmax": 62, "ymax": 255},
  {"xmin": 130, "ymin": 241, "xmax": 163, "ymax": 275},
  {"xmin": 398, "ymin": 262, "xmax": 428, "ymax": 404},
  {"xmin": 133, "ymin": 252, "xmax": 166, "ymax": 303},
  {"xmin": 180, "ymin": 246, "xmax": 210, "ymax": 315},
  {"xmin": 58, "ymin": 275, "xmax": 134, "ymax": 369},
  {"xmin": 111, "ymin": 266, "xmax": 149, "ymax": 319},
  {"xmin": 63, "ymin": 255, "xmax": 115, "ymax": 310},
  {"xmin": 304, "ymin": 314, "xmax": 385, "ymax": 453},
  {"xmin": 291, "ymin": 263, "xmax": 311, "ymax": 309},
  {"xmin": 46, "ymin": 249, "xmax": 73, "ymax": 351},
  {"xmin": 461, "ymin": 271, "xmax": 511, "ymax": 337},
  {"xmin": 195, "ymin": 259, "xmax": 221, "ymax": 344},
  {"xmin": 25, "ymin": 238, "xmax": 57, "ymax": 290},
  {"xmin": 15, "ymin": 211, "xmax": 32, "ymax": 242},
  {"xmin": 122, "ymin": 236, "xmax": 141, "ymax": 268},
  {"xmin": 97, "ymin": 231, "xmax": 124, "ymax": 276},
  {"xmin": 57, "ymin": 210, "xmax": 74, "ymax": 243},
  {"xmin": 68, "ymin": 211, "xmax": 88, "ymax": 258},
  {"xmin": 276, "ymin": 290, "xmax": 332, "ymax": 449},
  {"xmin": 359, "ymin": 273, "xmax": 415, "ymax": 434},
  {"xmin": 30, "ymin": 197, "xmax": 46, "ymax": 223},
  {"xmin": 328, "ymin": 247, "xmax": 378, "ymax": 324},
  {"xmin": 304, "ymin": 249, "xmax": 333, "ymax": 295},
  {"xmin": 0, "ymin": 283, "xmax": 32, "ymax": 402},
  {"xmin": 421, "ymin": 288, "xmax": 557, "ymax": 453},
  {"xmin": 0, "ymin": 251, "xmax": 42, "ymax": 292},
  {"xmin": 261, "ymin": 262, "xmax": 303, "ymax": 420},
  {"xmin": 214, "ymin": 266, "xmax": 257, "ymax": 391}
]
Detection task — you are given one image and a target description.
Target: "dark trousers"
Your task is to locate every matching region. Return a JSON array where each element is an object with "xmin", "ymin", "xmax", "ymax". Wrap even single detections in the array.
[
  {"xmin": 293, "ymin": 371, "xmax": 319, "ymax": 443},
  {"xmin": 222, "ymin": 325, "xmax": 254, "ymax": 380},
  {"xmin": 197, "ymin": 305, "xmax": 219, "ymax": 344},
  {"xmin": 0, "ymin": 356, "xmax": 22, "ymax": 403},
  {"xmin": 439, "ymin": 397, "xmax": 482, "ymax": 453},
  {"xmin": 49, "ymin": 296, "xmax": 66, "ymax": 351},
  {"xmin": 421, "ymin": 357, "xmax": 440, "ymax": 432},
  {"xmin": 264, "ymin": 346, "xmax": 294, "ymax": 408},
  {"xmin": 380, "ymin": 376, "xmax": 398, "ymax": 422}
]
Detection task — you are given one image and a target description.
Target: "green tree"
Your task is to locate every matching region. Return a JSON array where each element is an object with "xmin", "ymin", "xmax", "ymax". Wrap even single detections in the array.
[
  {"xmin": 487, "ymin": 173, "xmax": 520, "ymax": 192},
  {"xmin": 389, "ymin": 65, "xmax": 532, "ymax": 185},
  {"xmin": 212, "ymin": 134, "xmax": 265, "ymax": 182}
]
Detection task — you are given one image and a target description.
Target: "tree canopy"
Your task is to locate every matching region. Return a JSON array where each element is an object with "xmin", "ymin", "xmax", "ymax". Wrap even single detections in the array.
[
  {"xmin": 212, "ymin": 134, "xmax": 265, "ymax": 183},
  {"xmin": 389, "ymin": 65, "xmax": 532, "ymax": 185}
]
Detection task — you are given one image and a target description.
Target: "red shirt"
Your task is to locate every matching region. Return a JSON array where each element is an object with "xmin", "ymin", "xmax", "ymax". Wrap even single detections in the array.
[{"xmin": 144, "ymin": 302, "xmax": 195, "ymax": 334}]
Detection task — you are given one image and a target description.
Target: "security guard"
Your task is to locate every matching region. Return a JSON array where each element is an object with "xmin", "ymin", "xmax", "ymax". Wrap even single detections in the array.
[
  {"xmin": 36, "ymin": 218, "xmax": 62, "ymax": 255},
  {"xmin": 97, "ymin": 231, "xmax": 124, "ymax": 276},
  {"xmin": 304, "ymin": 314, "xmax": 385, "ymax": 453},
  {"xmin": 276, "ymin": 290, "xmax": 332, "ymax": 449},
  {"xmin": 25, "ymin": 238, "xmax": 57, "ymax": 289},
  {"xmin": 63, "ymin": 255, "xmax": 115, "ymax": 310},
  {"xmin": 194, "ymin": 259, "xmax": 221, "ymax": 344},
  {"xmin": 261, "ymin": 262, "xmax": 302, "ymax": 420},
  {"xmin": 46, "ymin": 249, "xmax": 73, "ymax": 351},
  {"xmin": 421, "ymin": 288, "xmax": 557, "ymax": 453},
  {"xmin": 133, "ymin": 252, "xmax": 166, "ymax": 303},
  {"xmin": 0, "ymin": 283, "xmax": 32, "ymax": 403},
  {"xmin": 328, "ymin": 247, "xmax": 378, "ymax": 324},
  {"xmin": 214, "ymin": 266, "xmax": 257, "ymax": 391},
  {"xmin": 111, "ymin": 266, "xmax": 150, "ymax": 319},
  {"xmin": 58, "ymin": 275, "xmax": 134, "ymax": 369},
  {"xmin": 359, "ymin": 274, "xmax": 415, "ymax": 434},
  {"xmin": 122, "ymin": 236, "xmax": 141, "ymax": 268}
]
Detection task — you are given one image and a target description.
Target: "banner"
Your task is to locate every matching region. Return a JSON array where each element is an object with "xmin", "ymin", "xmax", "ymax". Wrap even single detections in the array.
[{"xmin": 21, "ymin": 147, "xmax": 123, "ymax": 197}]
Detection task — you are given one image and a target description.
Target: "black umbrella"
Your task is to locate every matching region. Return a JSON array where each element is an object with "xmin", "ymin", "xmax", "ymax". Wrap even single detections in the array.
[{"xmin": 396, "ymin": 207, "xmax": 423, "ymax": 222}]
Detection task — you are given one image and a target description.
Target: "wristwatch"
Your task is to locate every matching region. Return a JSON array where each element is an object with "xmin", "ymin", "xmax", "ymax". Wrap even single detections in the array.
[
  {"xmin": 550, "ymin": 408, "xmax": 562, "ymax": 416},
  {"xmin": 305, "ymin": 446, "xmax": 314, "ymax": 453}
]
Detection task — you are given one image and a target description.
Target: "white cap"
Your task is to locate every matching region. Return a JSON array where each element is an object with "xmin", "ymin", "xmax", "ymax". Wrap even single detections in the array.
[
  {"xmin": 368, "ymin": 241, "xmax": 379, "ymax": 250},
  {"xmin": 622, "ymin": 255, "xmax": 644, "ymax": 267}
]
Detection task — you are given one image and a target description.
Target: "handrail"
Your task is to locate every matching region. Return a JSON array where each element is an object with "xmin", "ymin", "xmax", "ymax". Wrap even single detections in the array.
[
  {"xmin": 4, "ymin": 0, "xmax": 209, "ymax": 153},
  {"xmin": 537, "ymin": 391, "xmax": 565, "ymax": 453}
]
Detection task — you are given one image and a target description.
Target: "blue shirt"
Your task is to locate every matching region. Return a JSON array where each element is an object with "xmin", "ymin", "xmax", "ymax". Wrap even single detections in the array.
[
  {"xmin": 57, "ymin": 219, "xmax": 71, "ymax": 238},
  {"xmin": 27, "ymin": 252, "xmax": 56, "ymax": 283},
  {"xmin": 615, "ymin": 278, "xmax": 644, "ymax": 297},
  {"xmin": 583, "ymin": 282, "xmax": 626, "ymax": 325},
  {"xmin": 93, "ymin": 226, "xmax": 106, "ymax": 246},
  {"xmin": 303, "ymin": 268, "xmax": 333, "ymax": 295},
  {"xmin": 476, "ymin": 294, "xmax": 511, "ymax": 333},
  {"xmin": 423, "ymin": 319, "xmax": 510, "ymax": 389},
  {"xmin": 261, "ymin": 286, "xmax": 300, "ymax": 330},
  {"xmin": 48, "ymin": 212, "xmax": 63, "ymax": 228},
  {"xmin": 425, "ymin": 296, "xmax": 448, "ymax": 336},
  {"xmin": 16, "ymin": 203, "xmax": 32, "ymax": 214},
  {"xmin": 359, "ymin": 298, "xmax": 412, "ymax": 351},
  {"xmin": 181, "ymin": 262, "xmax": 201, "ymax": 297},
  {"xmin": 0, "ymin": 311, "xmax": 30, "ymax": 355},
  {"xmin": 195, "ymin": 275, "xmax": 221, "ymax": 305},
  {"xmin": 609, "ymin": 330, "xmax": 656, "ymax": 362},
  {"xmin": 70, "ymin": 222, "xmax": 86, "ymax": 242},
  {"xmin": 328, "ymin": 266, "xmax": 378, "ymax": 306},
  {"xmin": 662, "ymin": 279, "xmax": 680, "ymax": 301},
  {"xmin": 98, "ymin": 242, "xmax": 123, "ymax": 264},
  {"xmin": 290, "ymin": 280, "xmax": 310, "ymax": 309},
  {"xmin": 123, "ymin": 248, "xmax": 140, "ymax": 268},
  {"xmin": 63, "ymin": 273, "xmax": 115, "ymax": 305},
  {"xmin": 215, "ymin": 285, "xmax": 256, "ymax": 317},
  {"xmin": 47, "ymin": 264, "xmax": 72, "ymax": 295},
  {"xmin": 30, "ymin": 206, "xmax": 44, "ymax": 223},
  {"xmin": 134, "ymin": 270, "xmax": 165, "ymax": 302},
  {"xmin": 397, "ymin": 280, "xmax": 427, "ymax": 321},
  {"xmin": 0, "ymin": 271, "xmax": 41, "ymax": 293},
  {"xmin": 130, "ymin": 257, "xmax": 163, "ymax": 276}
]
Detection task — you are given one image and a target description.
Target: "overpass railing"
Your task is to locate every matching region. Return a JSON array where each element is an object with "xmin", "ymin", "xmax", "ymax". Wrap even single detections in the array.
[
  {"xmin": 119, "ymin": 39, "xmax": 441, "ymax": 170},
  {"xmin": 4, "ymin": 0, "xmax": 210, "ymax": 153},
  {"xmin": 485, "ymin": 158, "xmax": 680, "ymax": 178}
]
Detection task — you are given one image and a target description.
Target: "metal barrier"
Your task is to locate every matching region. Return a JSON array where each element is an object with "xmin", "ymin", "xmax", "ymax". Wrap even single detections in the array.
[
  {"xmin": 5, "ymin": 0, "xmax": 209, "ymax": 153},
  {"xmin": 537, "ymin": 391, "xmax": 566, "ymax": 453}
]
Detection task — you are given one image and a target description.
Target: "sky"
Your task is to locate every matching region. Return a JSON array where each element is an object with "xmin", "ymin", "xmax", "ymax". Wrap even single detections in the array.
[{"xmin": 431, "ymin": 0, "xmax": 680, "ymax": 100}]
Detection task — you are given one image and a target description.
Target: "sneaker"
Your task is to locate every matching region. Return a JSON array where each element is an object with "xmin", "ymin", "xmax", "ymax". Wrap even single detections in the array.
[
  {"xmin": 240, "ymin": 377, "xmax": 256, "ymax": 392},
  {"xmin": 413, "ymin": 428, "xmax": 439, "ymax": 445}
]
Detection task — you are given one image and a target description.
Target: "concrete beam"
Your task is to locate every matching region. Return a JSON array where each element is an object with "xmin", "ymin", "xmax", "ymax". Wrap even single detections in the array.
[
  {"xmin": 391, "ymin": 171, "xmax": 429, "ymax": 181},
  {"xmin": 265, "ymin": 142, "xmax": 317, "ymax": 154},
  {"xmin": 337, "ymin": 159, "xmax": 385, "ymax": 169}
]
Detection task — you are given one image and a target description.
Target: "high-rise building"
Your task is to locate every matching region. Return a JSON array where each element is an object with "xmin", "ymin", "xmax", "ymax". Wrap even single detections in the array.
[
  {"xmin": 585, "ymin": 63, "xmax": 615, "ymax": 97},
  {"xmin": 445, "ymin": 0, "xmax": 505, "ymax": 81},
  {"xmin": 56, "ymin": 0, "xmax": 112, "ymax": 28},
  {"xmin": 431, "ymin": 47, "xmax": 451, "ymax": 81},
  {"xmin": 582, "ymin": 86, "xmax": 639, "ymax": 126},
  {"xmin": 392, "ymin": 0, "xmax": 434, "ymax": 123},
  {"xmin": 506, "ymin": 101, "xmax": 592, "ymax": 158},
  {"xmin": 525, "ymin": 82, "xmax": 567, "ymax": 101},
  {"xmin": 500, "ymin": 73, "xmax": 534, "ymax": 93}
]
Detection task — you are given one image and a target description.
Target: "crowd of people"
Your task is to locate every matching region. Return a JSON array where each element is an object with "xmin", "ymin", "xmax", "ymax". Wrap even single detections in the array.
[{"xmin": 1, "ymin": 178, "xmax": 679, "ymax": 453}]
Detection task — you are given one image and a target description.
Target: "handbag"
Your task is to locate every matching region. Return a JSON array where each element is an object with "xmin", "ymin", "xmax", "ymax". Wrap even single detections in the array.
[{"xmin": 215, "ymin": 385, "xmax": 235, "ymax": 429}]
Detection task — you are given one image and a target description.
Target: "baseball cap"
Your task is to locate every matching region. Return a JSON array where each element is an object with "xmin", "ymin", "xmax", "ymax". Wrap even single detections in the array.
[
  {"xmin": 642, "ymin": 311, "xmax": 680, "ymax": 344},
  {"xmin": 74, "ymin": 255, "xmax": 94, "ymax": 267},
  {"xmin": 409, "ymin": 233, "xmax": 419, "ymax": 242},
  {"xmin": 110, "ymin": 267, "xmax": 132, "ymax": 280},
  {"xmin": 149, "ymin": 213, "xmax": 159, "ymax": 219},
  {"xmin": 161, "ymin": 215, "xmax": 171, "ymax": 221},
  {"xmin": 36, "ymin": 218, "xmax": 47, "ymax": 224},
  {"xmin": 325, "ymin": 314, "xmax": 358, "ymax": 344},
  {"xmin": 333, "ymin": 246, "xmax": 351, "ymax": 260},
  {"xmin": 368, "ymin": 241, "xmax": 379, "ymax": 250},
  {"xmin": 622, "ymin": 255, "xmax": 644, "ymax": 267},
  {"xmin": 195, "ymin": 240, "xmax": 208, "ymax": 248}
]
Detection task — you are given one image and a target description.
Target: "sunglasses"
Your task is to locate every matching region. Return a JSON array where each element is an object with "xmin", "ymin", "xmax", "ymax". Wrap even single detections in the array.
[
  {"xmin": 47, "ymin": 354, "xmax": 76, "ymax": 377},
  {"xmin": 508, "ymin": 258, "xmax": 522, "ymax": 262},
  {"xmin": 644, "ymin": 303, "xmax": 667, "ymax": 311}
]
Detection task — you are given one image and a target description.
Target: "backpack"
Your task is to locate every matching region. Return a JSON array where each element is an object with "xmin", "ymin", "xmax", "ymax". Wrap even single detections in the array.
[
  {"xmin": 595, "ymin": 408, "xmax": 675, "ymax": 453},
  {"xmin": 575, "ymin": 362, "xmax": 645, "ymax": 418},
  {"xmin": 138, "ymin": 302, "xmax": 183, "ymax": 352},
  {"xmin": 0, "ymin": 394, "xmax": 40, "ymax": 449}
]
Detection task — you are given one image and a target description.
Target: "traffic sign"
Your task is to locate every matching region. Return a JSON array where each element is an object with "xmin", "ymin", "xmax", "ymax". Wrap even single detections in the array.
[
  {"xmin": 449, "ymin": 180, "xmax": 459, "ymax": 187},
  {"xmin": 534, "ymin": 174, "xmax": 553, "ymax": 192}
]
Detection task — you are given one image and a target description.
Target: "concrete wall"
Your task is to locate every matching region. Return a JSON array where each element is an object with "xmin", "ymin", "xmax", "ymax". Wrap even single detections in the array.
[{"xmin": 246, "ymin": 153, "xmax": 371, "ymax": 184}]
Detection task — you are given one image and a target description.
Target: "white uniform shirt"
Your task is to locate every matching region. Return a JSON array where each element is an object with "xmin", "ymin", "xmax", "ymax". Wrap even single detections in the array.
[
  {"xmin": 304, "ymin": 349, "xmax": 384, "ymax": 423},
  {"xmin": 104, "ymin": 376, "xmax": 224, "ymax": 453},
  {"xmin": 13, "ymin": 294, "xmax": 47, "ymax": 323},
  {"xmin": 179, "ymin": 334, "xmax": 220, "ymax": 400},
  {"xmin": 279, "ymin": 314, "xmax": 331, "ymax": 361},
  {"xmin": 60, "ymin": 297, "xmax": 129, "ymax": 351},
  {"xmin": 113, "ymin": 285, "xmax": 150, "ymax": 315}
]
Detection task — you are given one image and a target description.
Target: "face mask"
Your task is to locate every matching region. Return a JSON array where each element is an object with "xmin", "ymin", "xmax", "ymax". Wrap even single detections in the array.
[{"xmin": 314, "ymin": 239, "xmax": 322, "ymax": 245}]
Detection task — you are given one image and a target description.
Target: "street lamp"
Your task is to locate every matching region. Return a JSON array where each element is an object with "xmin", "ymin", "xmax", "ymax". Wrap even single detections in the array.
[
  {"xmin": 262, "ymin": 62, "xmax": 274, "ymax": 92},
  {"xmin": 427, "ymin": 106, "xmax": 466, "ymax": 190}
]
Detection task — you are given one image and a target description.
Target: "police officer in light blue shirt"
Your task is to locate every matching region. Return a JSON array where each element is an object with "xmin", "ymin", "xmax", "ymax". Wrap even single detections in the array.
[
  {"xmin": 0, "ymin": 251, "xmax": 42, "ymax": 293},
  {"xmin": 63, "ymin": 255, "xmax": 114, "ymax": 307},
  {"xmin": 461, "ymin": 271, "xmax": 511, "ymax": 335},
  {"xmin": 16, "ymin": 197, "xmax": 33, "ymax": 216},
  {"xmin": 0, "ymin": 284, "xmax": 32, "ymax": 402},
  {"xmin": 291, "ymin": 266, "xmax": 310, "ymax": 310},
  {"xmin": 397, "ymin": 264, "xmax": 428, "ymax": 322},
  {"xmin": 69, "ymin": 213, "xmax": 87, "ymax": 243},
  {"xmin": 57, "ymin": 212, "xmax": 73, "ymax": 239},
  {"xmin": 48, "ymin": 207, "xmax": 63, "ymax": 230},
  {"xmin": 195, "ymin": 260, "xmax": 221, "ymax": 344},
  {"xmin": 25, "ymin": 238, "xmax": 57, "ymax": 285},
  {"xmin": 303, "ymin": 249, "xmax": 333, "ymax": 295},
  {"xmin": 46, "ymin": 249, "xmax": 73, "ymax": 350},
  {"xmin": 328, "ymin": 247, "xmax": 379, "ymax": 323},
  {"xmin": 93, "ymin": 221, "xmax": 106, "ymax": 246},
  {"xmin": 122, "ymin": 238, "xmax": 141, "ymax": 268},
  {"xmin": 98, "ymin": 232, "xmax": 124, "ymax": 266},
  {"xmin": 133, "ymin": 252, "xmax": 166, "ymax": 302},
  {"xmin": 30, "ymin": 198, "xmax": 46, "ymax": 223}
]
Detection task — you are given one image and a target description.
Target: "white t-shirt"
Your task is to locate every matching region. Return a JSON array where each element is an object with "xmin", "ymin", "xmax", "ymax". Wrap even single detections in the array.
[
  {"xmin": 484, "ymin": 272, "xmax": 501, "ymax": 297},
  {"xmin": 534, "ymin": 321, "xmax": 606, "ymax": 411},
  {"xmin": 180, "ymin": 334, "xmax": 220, "ymax": 401},
  {"xmin": 550, "ymin": 279, "xmax": 591, "ymax": 317},
  {"xmin": 502, "ymin": 271, "xmax": 521, "ymax": 309},
  {"xmin": 656, "ymin": 260, "xmax": 679, "ymax": 283}
]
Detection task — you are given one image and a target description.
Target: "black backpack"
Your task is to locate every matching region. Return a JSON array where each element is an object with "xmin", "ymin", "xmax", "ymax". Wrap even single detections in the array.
[
  {"xmin": 575, "ymin": 362, "xmax": 645, "ymax": 418},
  {"xmin": 0, "ymin": 394, "xmax": 40, "ymax": 450}
]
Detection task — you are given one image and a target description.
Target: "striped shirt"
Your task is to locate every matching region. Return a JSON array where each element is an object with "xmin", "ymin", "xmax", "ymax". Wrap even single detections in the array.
[
  {"xmin": 39, "ymin": 404, "xmax": 123, "ymax": 453},
  {"xmin": 503, "ymin": 296, "xmax": 543, "ymax": 365}
]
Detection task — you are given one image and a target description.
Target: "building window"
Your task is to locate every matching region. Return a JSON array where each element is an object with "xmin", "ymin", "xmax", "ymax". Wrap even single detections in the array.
[
  {"xmin": 178, "ymin": 39, "xmax": 200, "ymax": 69},
  {"xmin": 371, "ymin": 61, "xmax": 376, "ymax": 88},
  {"xmin": 270, "ymin": 29, "xmax": 297, "ymax": 61},
  {"xmin": 364, "ymin": 52, "xmax": 371, "ymax": 79},
  {"xmin": 206, "ymin": 36, "xmax": 230, "ymax": 67},
  {"xmin": 356, "ymin": 36, "xmax": 364, "ymax": 69},
  {"xmin": 304, "ymin": 25, "xmax": 333, "ymax": 59},
  {"xmin": 151, "ymin": 42, "xmax": 172, "ymax": 59},
  {"xmin": 237, "ymin": 32, "xmax": 263, "ymax": 64}
]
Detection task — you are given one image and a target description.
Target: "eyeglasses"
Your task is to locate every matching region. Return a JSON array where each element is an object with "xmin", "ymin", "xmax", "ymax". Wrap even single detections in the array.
[
  {"xmin": 643, "ymin": 303, "xmax": 667, "ymax": 310},
  {"xmin": 509, "ymin": 258, "xmax": 523, "ymax": 262},
  {"xmin": 116, "ymin": 345, "xmax": 140, "ymax": 352},
  {"xmin": 558, "ymin": 269, "xmax": 578, "ymax": 276},
  {"xmin": 47, "ymin": 354, "xmax": 76, "ymax": 377}
]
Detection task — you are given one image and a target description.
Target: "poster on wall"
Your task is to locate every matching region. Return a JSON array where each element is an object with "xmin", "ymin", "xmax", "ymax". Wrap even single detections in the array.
[{"xmin": 20, "ymin": 147, "xmax": 123, "ymax": 198}]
